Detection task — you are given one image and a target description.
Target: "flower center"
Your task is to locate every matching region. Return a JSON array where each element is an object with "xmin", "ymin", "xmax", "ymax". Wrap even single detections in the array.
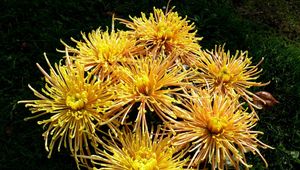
[
  {"xmin": 218, "ymin": 66, "xmax": 231, "ymax": 83},
  {"xmin": 132, "ymin": 147, "xmax": 158, "ymax": 170},
  {"xmin": 135, "ymin": 74, "xmax": 151, "ymax": 95},
  {"xmin": 156, "ymin": 22, "xmax": 172, "ymax": 41},
  {"xmin": 207, "ymin": 116, "xmax": 226, "ymax": 134},
  {"xmin": 66, "ymin": 91, "xmax": 88, "ymax": 110}
]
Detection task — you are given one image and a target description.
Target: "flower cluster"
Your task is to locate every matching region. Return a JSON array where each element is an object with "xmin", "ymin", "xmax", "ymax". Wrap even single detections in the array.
[{"xmin": 19, "ymin": 7, "xmax": 274, "ymax": 170}]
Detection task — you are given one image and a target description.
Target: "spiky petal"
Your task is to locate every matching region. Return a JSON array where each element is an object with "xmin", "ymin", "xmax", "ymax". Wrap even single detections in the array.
[
  {"xmin": 110, "ymin": 53, "xmax": 193, "ymax": 133},
  {"xmin": 61, "ymin": 28, "xmax": 138, "ymax": 77},
  {"xmin": 79, "ymin": 126, "xmax": 193, "ymax": 170},
  {"xmin": 171, "ymin": 89, "xmax": 273, "ymax": 169},
  {"xmin": 194, "ymin": 45, "xmax": 269, "ymax": 110},
  {"xmin": 18, "ymin": 54, "xmax": 117, "ymax": 166},
  {"xmin": 118, "ymin": 7, "xmax": 202, "ymax": 64}
]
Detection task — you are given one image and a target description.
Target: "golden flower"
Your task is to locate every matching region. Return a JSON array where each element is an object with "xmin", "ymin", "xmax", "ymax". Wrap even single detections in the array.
[
  {"xmin": 194, "ymin": 45, "xmax": 269, "ymax": 109},
  {"xmin": 80, "ymin": 126, "xmax": 192, "ymax": 170},
  {"xmin": 118, "ymin": 7, "xmax": 202, "ymax": 61},
  {"xmin": 18, "ymin": 54, "xmax": 117, "ymax": 165},
  {"xmin": 171, "ymin": 89, "xmax": 273, "ymax": 169},
  {"xmin": 110, "ymin": 54, "xmax": 192, "ymax": 133},
  {"xmin": 61, "ymin": 27, "xmax": 138, "ymax": 77}
]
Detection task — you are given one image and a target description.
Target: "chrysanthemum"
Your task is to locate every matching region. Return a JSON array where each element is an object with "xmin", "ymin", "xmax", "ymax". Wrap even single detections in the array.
[
  {"xmin": 80, "ymin": 126, "xmax": 192, "ymax": 170},
  {"xmin": 118, "ymin": 7, "xmax": 202, "ymax": 62},
  {"xmin": 111, "ymin": 54, "xmax": 192, "ymax": 133},
  {"xmin": 18, "ymin": 54, "xmax": 117, "ymax": 165},
  {"xmin": 171, "ymin": 89, "xmax": 273, "ymax": 169},
  {"xmin": 61, "ymin": 27, "xmax": 138, "ymax": 77},
  {"xmin": 194, "ymin": 45, "xmax": 269, "ymax": 109}
]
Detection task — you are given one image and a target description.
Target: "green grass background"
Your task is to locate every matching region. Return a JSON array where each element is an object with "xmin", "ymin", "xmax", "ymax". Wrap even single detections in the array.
[{"xmin": 1, "ymin": 0, "xmax": 299, "ymax": 169}]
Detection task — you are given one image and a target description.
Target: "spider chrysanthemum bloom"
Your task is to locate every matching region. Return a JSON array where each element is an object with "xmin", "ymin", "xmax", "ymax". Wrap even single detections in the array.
[
  {"xmin": 80, "ymin": 126, "xmax": 192, "ymax": 170},
  {"xmin": 62, "ymin": 27, "xmax": 138, "ymax": 77},
  {"xmin": 171, "ymin": 89, "xmax": 273, "ymax": 169},
  {"xmin": 194, "ymin": 45, "xmax": 269, "ymax": 109},
  {"xmin": 111, "ymin": 54, "xmax": 193, "ymax": 133},
  {"xmin": 18, "ymin": 54, "xmax": 117, "ymax": 164},
  {"xmin": 118, "ymin": 7, "xmax": 202, "ymax": 62}
]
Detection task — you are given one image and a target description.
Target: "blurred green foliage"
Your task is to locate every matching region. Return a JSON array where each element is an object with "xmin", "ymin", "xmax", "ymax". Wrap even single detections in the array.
[
  {"xmin": 237, "ymin": 0, "xmax": 300, "ymax": 41},
  {"xmin": 1, "ymin": 0, "xmax": 299, "ymax": 169}
]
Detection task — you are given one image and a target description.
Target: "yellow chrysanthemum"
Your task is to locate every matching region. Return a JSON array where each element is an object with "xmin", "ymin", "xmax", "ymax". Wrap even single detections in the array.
[
  {"xmin": 18, "ymin": 54, "xmax": 117, "ymax": 165},
  {"xmin": 61, "ymin": 27, "xmax": 138, "ymax": 77},
  {"xmin": 194, "ymin": 45, "xmax": 269, "ymax": 109},
  {"xmin": 118, "ymin": 7, "xmax": 202, "ymax": 61},
  {"xmin": 80, "ymin": 126, "xmax": 192, "ymax": 170},
  {"xmin": 111, "ymin": 54, "xmax": 192, "ymax": 133},
  {"xmin": 171, "ymin": 89, "xmax": 273, "ymax": 169}
]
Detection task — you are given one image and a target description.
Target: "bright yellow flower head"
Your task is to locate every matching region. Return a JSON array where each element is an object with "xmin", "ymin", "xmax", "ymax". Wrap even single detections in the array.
[
  {"xmin": 111, "ymin": 54, "xmax": 193, "ymax": 133},
  {"xmin": 81, "ymin": 126, "xmax": 192, "ymax": 170},
  {"xmin": 195, "ymin": 45, "xmax": 269, "ymax": 109},
  {"xmin": 62, "ymin": 27, "xmax": 138, "ymax": 77},
  {"xmin": 18, "ymin": 54, "xmax": 117, "ymax": 165},
  {"xmin": 118, "ymin": 7, "xmax": 202, "ymax": 60},
  {"xmin": 171, "ymin": 89, "xmax": 273, "ymax": 169}
]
